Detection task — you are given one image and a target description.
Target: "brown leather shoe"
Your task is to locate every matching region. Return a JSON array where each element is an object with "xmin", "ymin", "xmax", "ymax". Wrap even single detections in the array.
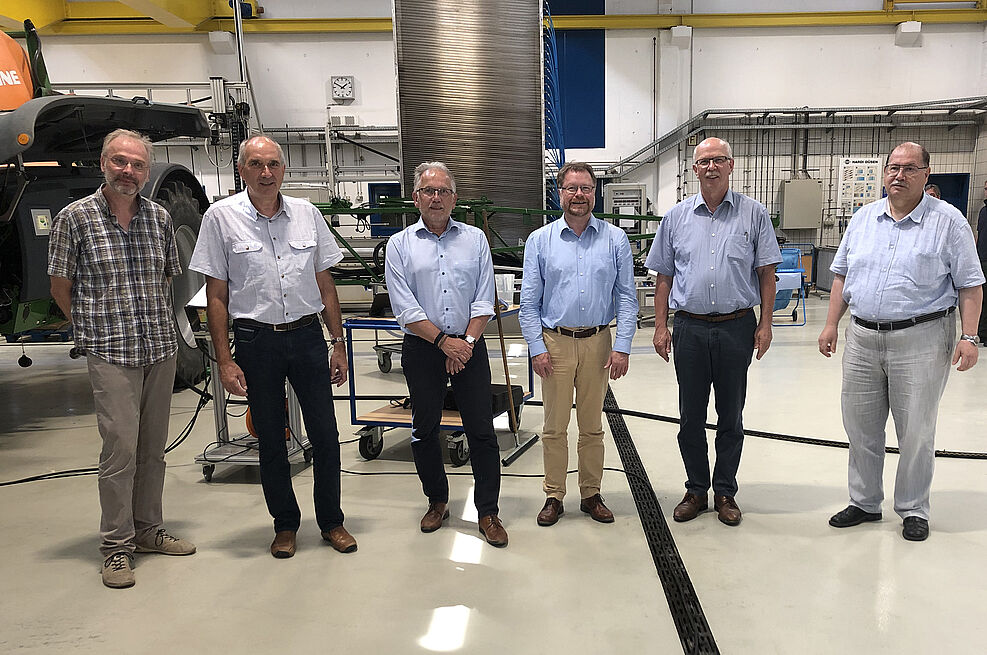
[
  {"xmin": 478, "ymin": 514, "xmax": 509, "ymax": 547},
  {"xmin": 321, "ymin": 526, "xmax": 358, "ymax": 553},
  {"xmin": 270, "ymin": 530, "xmax": 296, "ymax": 559},
  {"xmin": 420, "ymin": 502, "xmax": 450, "ymax": 533},
  {"xmin": 714, "ymin": 495, "xmax": 742, "ymax": 526},
  {"xmin": 673, "ymin": 492, "xmax": 708, "ymax": 522},
  {"xmin": 537, "ymin": 498, "xmax": 564, "ymax": 526},
  {"xmin": 579, "ymin": 494, "xmax": 615, "ymax": 523}
]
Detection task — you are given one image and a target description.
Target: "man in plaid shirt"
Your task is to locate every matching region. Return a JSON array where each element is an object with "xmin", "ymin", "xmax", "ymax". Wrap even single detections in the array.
[{"xmin": 48, "ymin": 129, "xmax": 196, "ymax": 589}]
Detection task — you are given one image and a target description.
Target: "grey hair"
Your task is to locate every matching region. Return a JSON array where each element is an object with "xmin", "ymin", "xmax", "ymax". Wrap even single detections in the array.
[
  {"xmin": 237, "ymin": 135, "xmax": 285, "ymax": 168},
  {"xmin": 102, "ymin": 129, "xmax": 154, "ymax": 161},
  {"xmin": 693, "ymin": 137, "xmax": 733, "ymax": 160},
  {"xmin": 413, "ymin": 161, "xmax": 456, "ymax": 193}
]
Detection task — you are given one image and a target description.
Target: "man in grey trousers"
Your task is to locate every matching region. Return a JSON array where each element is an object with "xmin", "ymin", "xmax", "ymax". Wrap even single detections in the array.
[
  {"xmin": 48, "ymin": 129, "xmax": 196, "ymax": 588},
  {"xmin": 818, "ymin": 141, "xmax": 984, "ymax": 542}
]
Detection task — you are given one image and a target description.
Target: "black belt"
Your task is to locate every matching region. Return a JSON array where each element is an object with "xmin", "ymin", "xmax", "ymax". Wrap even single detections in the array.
[
  {"xmin": 551, "ymin": 325, "xmax": 609, "ymax": 339},
  {"xmin": 677, "ymin": 308, "xmax": 751, "ymax": 323},
  {"xmin": 853, "ymin": 307, "xmax": 954, "ymax": 331},
  {"xmin": 234, "ymin": 314, "xmax": 317, "ymax": 332}
]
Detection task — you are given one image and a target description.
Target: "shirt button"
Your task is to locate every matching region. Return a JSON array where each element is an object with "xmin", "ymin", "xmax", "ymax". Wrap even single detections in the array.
[
  {"xmin": 711, "ymin": 250, "xmax": 715, "ymax": 254},
  {"xmin": 710, "ymin": 283, "xmax": 714, "ymax": 288},
  {"xmin": 283, "ymin": 293, "xmax": 287, "ymax": 297},
  {"xmin": 710, "ymin": 266, "xmax": 714, "ymax": 270},
  {"xmin": 441, "ymin": 272, "xmax": 445, "ymax": 275},
  {"xmin": 712, "ymin": 301, "xmax": 716, "ymax": 305}
]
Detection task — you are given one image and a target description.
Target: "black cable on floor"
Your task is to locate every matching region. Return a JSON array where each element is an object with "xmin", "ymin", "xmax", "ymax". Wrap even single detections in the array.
[{"xmin": 603, "ymin": 387, "xmax": 720, "ymax": 655}]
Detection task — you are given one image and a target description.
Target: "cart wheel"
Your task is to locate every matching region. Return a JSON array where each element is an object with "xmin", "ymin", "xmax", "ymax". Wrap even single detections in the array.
[
  {"xmin": 359, "ymin": 429, "xmax": 384, "ymax": 460},
  {"xmin": 377, "ymin": 352, "xmax": 392, "ymax": 373},
  {"xmin": 303, "ymin": 449, "xmax": 313, "ymax": 464},
  {"xmin": 449, "ymin": 439, "xmax": 470, "ymax": 467},
  {"xmin": 202, "ymin": 464, "xmax": 214, "ymax": 482},
  {"xmin": 792, "ymin": 309, "xmax": 798, "ymax": 321}
]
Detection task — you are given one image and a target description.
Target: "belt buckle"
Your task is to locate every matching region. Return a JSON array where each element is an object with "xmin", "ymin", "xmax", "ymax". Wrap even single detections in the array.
[{"xmin": 273, "ymin": 322, "xmax": 289, "ymax": 332}]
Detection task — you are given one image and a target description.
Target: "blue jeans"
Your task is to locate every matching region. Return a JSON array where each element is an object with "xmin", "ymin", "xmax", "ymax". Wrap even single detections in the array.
[
  {"xmin": 234, "ymin": 320, "xmax": 344, "ymax": 533},
  {"xmin": 401, "ymin": 334, "xmax": 501, "ymax": 518},
  {"xmin": 672, "ymin": 311, "xmax": 756, "ymax": 497}
]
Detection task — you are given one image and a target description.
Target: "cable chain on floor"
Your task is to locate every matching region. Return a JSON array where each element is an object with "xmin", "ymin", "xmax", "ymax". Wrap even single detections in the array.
[{"xmin": 603, "ymin": 387, "xmax": 720, "ymax": 655}]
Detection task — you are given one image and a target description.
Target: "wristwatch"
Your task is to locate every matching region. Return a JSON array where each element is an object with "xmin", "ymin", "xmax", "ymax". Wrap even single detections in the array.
[
  {"xmin": 960, "ymin": 334, "xmax": 980, "ymax": 345},
  {"xmin": 465, "ymin": 335, "xmax": 476, "ymax": 347},
  {"xmin": 329, "ymin": 336, "xmax": 345, "ymax": 346}
]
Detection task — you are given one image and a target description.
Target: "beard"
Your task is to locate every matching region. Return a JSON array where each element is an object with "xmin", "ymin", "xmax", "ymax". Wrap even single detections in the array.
[{"xmin": 104, "ymin": 171, "xmax": 144, "ymax": 197}]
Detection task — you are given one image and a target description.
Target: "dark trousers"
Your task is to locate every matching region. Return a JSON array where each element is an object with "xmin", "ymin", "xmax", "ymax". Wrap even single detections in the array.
[
  {"xmin": 401, "ymin": 334, "xmax": 501, "ymax": 517},
  {"xmin": 234, "ymin": 320, "xmax": 343, "ymax": 533},
  {"xmin": 979, "ymin": 260, "xmax": 987, "ymax": 340},
  {"xmin": 671, "ymin": 310, "xmax": 756, "ymax": 497}
]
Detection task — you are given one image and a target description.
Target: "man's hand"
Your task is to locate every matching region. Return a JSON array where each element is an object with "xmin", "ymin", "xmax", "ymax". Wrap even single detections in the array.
[
  {"xmin": 329, "ymin": 346, "xmax": 348, "ymax": 387},
  {"xmin": 753, "ymin": 322, "xmax": 773, "ymax": 360},
  {"xmin": 953, "ymin": 339, "xmax": 979, "ymax": 371},
  {"xmin": 653, "ymin": 326, "xmax": 672, "ymax": 362},
  {"xmin": 440, "ymin": 337, "xmax": 472, "ymax": 364},
  {"xmin": 219, "ymin": 360, "xmax": 248, "ymax": 396},
  {"xmin": 605, "ymin": 351, "xmax": 629, "ymax": 380},
  {"xmin": 532, "ymin": 352, "xmax": 553, "ymax": 378},
  {"xmin": 818, "ymin": 325, "xmax": 839, "ymax": 357},
  {"xmin": 446, "ymin": 356, "xmax": 465, "ymax": 376}
]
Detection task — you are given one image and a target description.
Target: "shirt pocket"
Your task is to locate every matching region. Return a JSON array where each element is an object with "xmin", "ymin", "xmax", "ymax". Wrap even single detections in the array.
[
  {"xmin": 231, "ymin": 240, "xmax": 266, "ymax": 278},
  {"xmin": 288, "ymin": 239, "xmax": 317, "ymax": 275},
  {"xmin": 725, "ymin": 235, "xmax": 754, "ymax": 269}
]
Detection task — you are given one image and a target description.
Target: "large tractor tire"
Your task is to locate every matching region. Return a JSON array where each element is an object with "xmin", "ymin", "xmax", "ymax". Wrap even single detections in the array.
[{"xmin": 156, "ymin": 179, "xmax": 207, "ymax": 389}]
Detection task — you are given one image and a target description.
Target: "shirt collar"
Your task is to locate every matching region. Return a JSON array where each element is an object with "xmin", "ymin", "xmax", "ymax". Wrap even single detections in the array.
[
  {"xmin": 95, "ymin": 185, "xmax": 148, "ymax": 223},
  {"xmin": 558, "ymin": 214, "xmax": 600, "ymax": 236},
  {"xmin": 412, "ymin": 216, "xmax": 460, "ymax": 237},
  {"xmin": 240, "ymin": 190, "xmax": 288, "ymax": 221},
  {"xmin": 692, "ymin": 188, "xmax": 735, "ymax": 213},
  {"xmin": 879, "ymin": 193, "xmax": 928, "ymax": 225}
]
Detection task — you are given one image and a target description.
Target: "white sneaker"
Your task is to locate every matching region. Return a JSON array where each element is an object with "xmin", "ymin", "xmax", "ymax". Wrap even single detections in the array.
[
  {"xmin": 134, "ymin": 528, "xmax": 196, "ymax": 556},
  {"xmin": 102, "ymin": 552, "xmax": 135, "ymax": 588}
]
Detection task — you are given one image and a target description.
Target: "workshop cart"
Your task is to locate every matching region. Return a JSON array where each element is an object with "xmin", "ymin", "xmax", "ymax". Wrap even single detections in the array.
[
  {"xmin": 772, "ymin": 246, "xmax": 807, "ymax": 326},
  {"xmin": 344, "ymin": 311, "xmax": 537, "ymax": 467}
]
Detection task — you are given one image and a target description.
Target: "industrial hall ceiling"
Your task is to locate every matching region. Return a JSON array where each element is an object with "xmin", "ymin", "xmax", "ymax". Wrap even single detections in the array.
[{"xmin": 3, "ymin": 1, "xmax": 987, "ymax": 35}]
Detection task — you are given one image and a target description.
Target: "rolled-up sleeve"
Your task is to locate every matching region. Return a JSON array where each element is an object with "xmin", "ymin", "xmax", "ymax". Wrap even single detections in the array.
[
  {"xmin": 384, "ymin": 232, "xmax": 428, "ymax": 328},
  {"xmin": 314, "ymin": 208, "xmax": 344, "ymax": 270},
  {"xmin": 188, "ymin": 210, "xmax": 229, "ymax": 280},
  {"xmin": 519, "ymin": 234, "xmax": 547, "ymax": 357},
  {"xmin": 947, "ymin": 219, "xmax": 986, "ymax": 289},
  {"xmin": 469, "ymin": 233, "xmax": 495, "ymax": 319},
  {"xmin": 612, "ymin": 233, "xmax": 638, "ymax": 353}
]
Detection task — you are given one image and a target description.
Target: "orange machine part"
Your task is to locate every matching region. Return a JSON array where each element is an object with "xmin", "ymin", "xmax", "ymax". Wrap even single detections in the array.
[
  {"xmin": 0, "ymin": 32, "xmax": 34, "ymax": 111},
  {"xmin": 245, "ymin": 401, "xmax": 291, "ymax": 441}
]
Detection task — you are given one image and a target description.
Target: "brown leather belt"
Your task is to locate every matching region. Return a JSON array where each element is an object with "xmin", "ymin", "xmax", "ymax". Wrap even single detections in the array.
[
  {"xmin": 551, "ymin": 325, "xmax": 608, "ymax": 339},
  {"xmin": 234, "ymin": 314, "xmax": 317, "ymax": 332},
  {"xmin": 677, "ymin": 308, "xmax": 751, "ymax": 323},
  {"xmin": 853, "ymin": 306, "xmax": 954, "ymax": 331}
]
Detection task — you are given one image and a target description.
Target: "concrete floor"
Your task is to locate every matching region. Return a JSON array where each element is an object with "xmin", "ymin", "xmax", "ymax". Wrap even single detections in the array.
[{"xmin": 2, "ymin": 294, "xmax": 986, "ymax": 654}]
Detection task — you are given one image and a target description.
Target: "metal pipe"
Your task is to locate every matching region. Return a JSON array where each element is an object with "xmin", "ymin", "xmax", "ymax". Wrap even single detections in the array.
[{"xmin": 232, "ymin": 3, "xmax": 247, "ymax": 83}]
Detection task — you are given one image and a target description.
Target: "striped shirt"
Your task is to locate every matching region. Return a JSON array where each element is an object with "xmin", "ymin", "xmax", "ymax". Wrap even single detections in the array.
[{"xmin": 47, "ymin": 186, "xmax": 181, "ymax": 367}]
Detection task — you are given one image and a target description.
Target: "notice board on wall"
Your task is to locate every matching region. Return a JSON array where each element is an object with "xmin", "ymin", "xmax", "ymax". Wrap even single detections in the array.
[{"xmin": 838, "ymin": 157, "xmax": 882, "ymax": 215}]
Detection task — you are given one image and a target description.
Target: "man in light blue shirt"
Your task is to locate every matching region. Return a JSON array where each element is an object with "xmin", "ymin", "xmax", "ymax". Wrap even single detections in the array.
[
  {"xmin": 190, "ymin": 135, "xmax": 356, "ymax": 559},
  {"xmin": 519, "ymin": 162, "xmax": 637, "ymax": 527},
  {"xmin": 648, "ymin": 137, "xmax": 781, "ymax": 527},
  {"xmin": 384, "ymin": 161, "xmax": 508, "ymax": 547},
  {"xmin": 819, "ymin": 141, "xmax": 984, "ymax": 542}
]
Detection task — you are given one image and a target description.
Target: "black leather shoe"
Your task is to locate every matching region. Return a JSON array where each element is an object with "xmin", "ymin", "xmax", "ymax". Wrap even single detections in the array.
[
  {"xmin": 902, "ymin": 516, "xmax": 929, "ymax": 541},
  {"xmin": 829, "ymin": 505, "xmax": 882, "ymax": 528}
]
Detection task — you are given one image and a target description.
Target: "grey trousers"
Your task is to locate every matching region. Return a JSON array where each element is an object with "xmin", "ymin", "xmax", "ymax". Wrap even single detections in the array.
[
  {"xmin": 87, "ymin": 354, "xmax": 177, "ymax": 557},
  {"xmin": 841, "ymin": 314, "xmax": 954, "ymax": 521}
]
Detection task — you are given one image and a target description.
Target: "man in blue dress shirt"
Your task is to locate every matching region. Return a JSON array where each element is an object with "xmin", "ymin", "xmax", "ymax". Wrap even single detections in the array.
[
  {"xmin": 648, "ymin": 137, "xmax": 781, "ymax": 527},
  {"xmin": 384, "ymin": 161, "xmax": 508, "ymax": 547},
  {"xmin": 819, "ymin": 142, "xmax": 984, "ymax": 542},
  {"xmin": 519, "ymin": 162, "xmax": 638, "ymax": 527},
  {"xmin": 190, "ymin": 135, "xmax": 356, "ymax": 559}
]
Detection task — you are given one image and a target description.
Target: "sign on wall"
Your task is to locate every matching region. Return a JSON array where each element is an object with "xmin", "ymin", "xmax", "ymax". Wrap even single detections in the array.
[{"xmin": 838, "ymin": 157, "xmax": 882, "ymax": 215}]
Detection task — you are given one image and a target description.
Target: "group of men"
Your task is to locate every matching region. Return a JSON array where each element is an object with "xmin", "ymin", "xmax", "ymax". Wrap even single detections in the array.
[{"xmin": 47, "ymin": 130, "xmax": 982, "ymax": 590}]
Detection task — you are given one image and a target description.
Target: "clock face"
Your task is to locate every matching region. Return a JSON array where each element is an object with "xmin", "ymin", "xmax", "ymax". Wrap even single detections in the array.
[{"xmin": 331, "ymin": 76, "xmax": 354, "ymax": 99}]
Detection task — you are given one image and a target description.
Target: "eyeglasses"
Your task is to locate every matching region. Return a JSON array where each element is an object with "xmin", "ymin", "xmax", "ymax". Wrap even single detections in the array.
[
  {"xmin": 417, "ymin": 187, "xmax": 454, "ymax": 197},
  {"xmin": 107, "ymin": 155, "xmax": 148, "ymax": 173},
  {"xmin": 560, "ymin": 185, "xmax": 595, "ymax": 195},
  {"xmin": 245, "ymin": 159, "xmax": 283, "ymax": 171},
  {"xmin": 695, "ymin": 156, "xmax": 731, "ymax": 168},
  {"xmin": 884, "ymin": 164, "xmax": 928, "ymax": 177}
]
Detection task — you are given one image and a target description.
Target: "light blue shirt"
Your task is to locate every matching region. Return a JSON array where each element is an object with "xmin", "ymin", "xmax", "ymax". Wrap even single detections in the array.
[
  {"xmin": 831, "ymin": 194, "xmax": 985, "ymax": 321},
  {"xmin": 519, "ymin": 215, "xmax": 638, "ymax": 357},
  {"xmin": 189, "ymin": 191, "xmax": 343, "ymax": 324},
  {"xmin": 385, "ymin": 217, "xmax": 495, "ymax": 335},
  {"xmin": 646, "ymin": 189, "xmax": 782, "ymax": 314}
]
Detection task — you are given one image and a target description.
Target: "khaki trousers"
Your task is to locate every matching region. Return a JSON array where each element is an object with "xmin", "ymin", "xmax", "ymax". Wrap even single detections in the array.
[
  {"xmin": 87, "ymin": 354, "xmax": 176, "ymax": 557},
  {"xmin": 540, "ymin": 328, "xmax": 611, "ymax": 500}
]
